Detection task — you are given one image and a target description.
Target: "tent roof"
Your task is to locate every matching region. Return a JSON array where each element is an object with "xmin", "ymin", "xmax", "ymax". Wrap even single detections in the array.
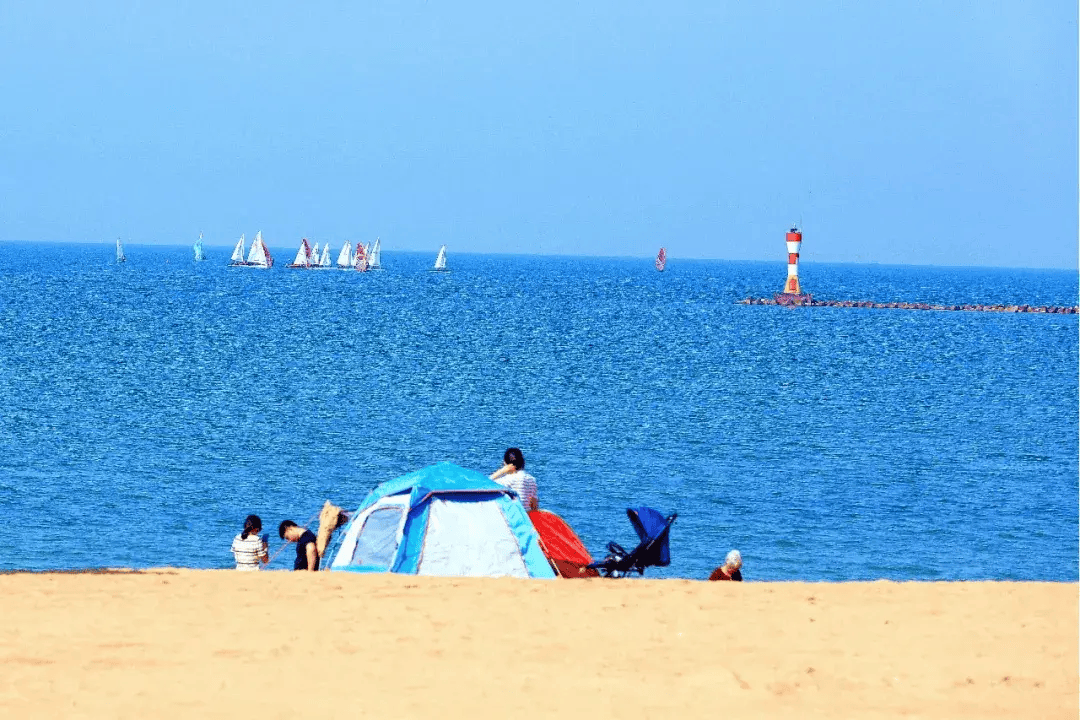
[{"xmin": 358, "ymin": 461, "xmax": 510, "ymax": 512}]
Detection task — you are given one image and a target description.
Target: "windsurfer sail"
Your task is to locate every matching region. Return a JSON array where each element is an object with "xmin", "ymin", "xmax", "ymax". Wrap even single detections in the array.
[
  {"xmin": 116, "ymin": 237, "xmax": 127, "ymax": 264},
  {"xmin": 194, "ymin": 233, "xmax": 205, "ymax": 262},
  {"xmin": 655, "ymin": 247, "xmax": 667, "ymax": 272}
]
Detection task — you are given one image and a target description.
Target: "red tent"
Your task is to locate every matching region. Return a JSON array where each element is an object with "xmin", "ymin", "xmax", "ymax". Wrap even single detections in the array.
[{"xmin": 528, "ymin": 509, "xmax": 599, "ymax": 578}]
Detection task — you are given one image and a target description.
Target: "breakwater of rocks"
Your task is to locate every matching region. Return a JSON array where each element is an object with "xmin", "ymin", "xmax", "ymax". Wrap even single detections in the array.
[{"xmin": 740, "ymin": 297, "xmax": 1077, "ymax": 314}]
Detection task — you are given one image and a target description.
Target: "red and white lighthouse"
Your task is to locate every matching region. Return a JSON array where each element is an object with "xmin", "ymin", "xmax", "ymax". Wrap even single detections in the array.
[
  {"xmin": 774, "ymin": 225, "xmax": 812, "ymax": 305},
  {"xmin": 784, "ymin": 226, "xmax": 803, "ymax": 294}
]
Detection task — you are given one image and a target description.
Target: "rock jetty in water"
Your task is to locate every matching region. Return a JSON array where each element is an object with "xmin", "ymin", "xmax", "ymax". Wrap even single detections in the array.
[{"xmin": 740, "ymin": 297, "xmax": 1077, "ymax": 314}]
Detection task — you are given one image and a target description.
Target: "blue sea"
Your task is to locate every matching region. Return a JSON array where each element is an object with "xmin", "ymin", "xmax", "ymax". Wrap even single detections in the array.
[{"xmin": 0, "ymin": 242, "xmax": 1076, "ymax": 581}]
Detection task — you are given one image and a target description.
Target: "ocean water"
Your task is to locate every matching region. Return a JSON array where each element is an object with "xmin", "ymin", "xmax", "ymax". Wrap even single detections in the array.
[{"xmin": 0, "ymin": 242, "xmax": 1076, "ymax": 581}]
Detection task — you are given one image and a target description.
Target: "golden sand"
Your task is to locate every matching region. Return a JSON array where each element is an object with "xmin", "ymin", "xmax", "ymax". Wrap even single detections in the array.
[{"xmin": 0, "ymin": 571, "xmax": 1074, "ymax": 718}]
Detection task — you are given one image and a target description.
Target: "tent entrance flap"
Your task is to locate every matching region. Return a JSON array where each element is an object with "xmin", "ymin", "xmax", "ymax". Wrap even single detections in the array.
[
  {"xmin": 349, "ymin": 505, "xmax": 405, "ymax": 570},
  {"xmin": 417, "ymin": 497, "xmax": 529, "ymax": 578}
]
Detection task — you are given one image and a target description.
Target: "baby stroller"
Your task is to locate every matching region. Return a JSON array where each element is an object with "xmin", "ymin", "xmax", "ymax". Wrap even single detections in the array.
[{"xmin": 588, "ymin": 506, "xmax": 677, "ymax": 578}]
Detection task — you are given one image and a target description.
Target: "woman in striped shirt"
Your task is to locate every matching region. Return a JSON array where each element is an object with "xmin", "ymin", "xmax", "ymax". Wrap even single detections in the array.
[
  {"xmin": 231, "ymin": 515, "xmax": 269, "ymax": 570},
  {"xmin": 490, "ymin": 447, "xmax": 539, "ymax": 511}
]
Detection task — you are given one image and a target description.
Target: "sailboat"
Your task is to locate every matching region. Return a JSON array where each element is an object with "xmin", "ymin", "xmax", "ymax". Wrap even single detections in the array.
[
  {"xmin": 431, "ymin": 244, "xmax": 448, "ymax": 272},
  {"xmin": 194, "ymin": 232, "xmax": 206, "ymax": 262},
  {"xmin": 367, "ymin": 237, "xmax": 382, "ymax": 270},
  {"xmin": 317, "ymin": 243, "xmax": 332, "ymax": 269},
  {"xmin": 115, "ymin": 237, "xmax": 127, "ymax": 263},
  {"xmin": 655, "ymin": 247, "xmax": 667, "ymax": 272},
  {"xmin": 336, "ymin": 241, "xmax": 353, "ymax": 269},
  {"xmin": 354, "ymin": 243, "xmax": 369, "ymax": 272},
  {"xmin": 244, "ymin": 231, "xmax": 273, "ymax": 268},
  {"xmin": 286, "ymin": 238, "xmax": 313, "ymax": 268},
  {"xmin": 228, "ymin": 234, "xmax": 247, "ymax": 266}
]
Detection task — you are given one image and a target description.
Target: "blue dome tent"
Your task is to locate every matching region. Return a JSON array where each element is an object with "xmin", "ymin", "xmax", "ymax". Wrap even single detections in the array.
[{"xmin": 328, "ymin": 462, "xmax": 556, "ymax": 578}]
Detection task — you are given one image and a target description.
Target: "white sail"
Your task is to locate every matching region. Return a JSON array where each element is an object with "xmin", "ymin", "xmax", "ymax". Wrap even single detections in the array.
[
  {"xmin": 368, "ymin": 237, "xmax": 382, "ymax": 270},
  {"xmin": 116, "ymin": 237, "xmax": 126, "ymax": 263},
  {"xmin": 290, "ymin": 238, "xmax": 311, "ymax": 267},
  {"xmin": 433, "ymin": 244, "xmax": 447, "ymax": 271},
  {"xmin": 246, "ymin": 231, "xmax": 263, "ymax": 264},
  {"xmin": 318, "ymin": 244, "xmax": 331, "ymax": 267},
  {"xmin": 194, "ymin": 233, "xmax": 205, "ymax": 262},
  {"xmin": 260, "ymin": 232, "xmax": 274, "ymax": 268},
  {"xmin": 336, "ymin": 241, "xmax": 352, "ymax": 268},
  {"xmin": 247, "ymin": 231, "xmax": 272, "ymax": 268},
  {"xmin": 310, "ymin": 243, "xmax": 319, "ymax": 263},
  {"xmin": 231, "ymin": 234, "xmax": 246, "ymax": 263}
]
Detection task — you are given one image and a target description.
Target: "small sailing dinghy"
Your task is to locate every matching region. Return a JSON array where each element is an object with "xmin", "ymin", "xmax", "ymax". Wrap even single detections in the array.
[
  {"xmin": 336, "ymin": 242, "xmax": 353, "ymax": 269},
  {"xmin": 194, "ymin": 233, "xmax": 206, "ymax": 262},
  {"xmin": 655, "ymin": 247, "xmax": 667, "ymax": 272},
  {"xmin": 287, "ymin": 238, "xmax": 313, "ymax": 268},
  {"xmin": 243, "ymin": 231, "xmax": 273, "ymax": 268},
  {"xmin": 367, "ymin": 237, "xmax": 382, "ymax": 270},
  {"xmin": 115, "ymin": 237, "xmax": 127, "ymax": 263},
  {"xmin": 228, "ymin": 234, "xmax": 247, "ymax": 266},
  {"xmin": 431, "ymin": 244, "xmax": 448, "ymax": 272}
]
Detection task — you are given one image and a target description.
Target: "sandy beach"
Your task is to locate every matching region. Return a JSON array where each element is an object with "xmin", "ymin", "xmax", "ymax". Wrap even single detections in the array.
[{"xmin": 0, "ymin": 571, "xmax": 1074, "ymax": 718}]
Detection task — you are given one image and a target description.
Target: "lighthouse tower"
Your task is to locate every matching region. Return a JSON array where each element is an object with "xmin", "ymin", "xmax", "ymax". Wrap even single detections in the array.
[
  {"xmin": 774, "ymin": 226, "xmax": 812, "ymax": 305},
  {"xmin": 784, "ymin": 226, "xmax": 802, "ymax": 294}
]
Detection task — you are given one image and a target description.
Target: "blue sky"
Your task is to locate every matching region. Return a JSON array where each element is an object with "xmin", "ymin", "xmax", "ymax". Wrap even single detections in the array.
[{"xmin": 0, "ymin": 2, "xmax": 1075, "ymax": 268}]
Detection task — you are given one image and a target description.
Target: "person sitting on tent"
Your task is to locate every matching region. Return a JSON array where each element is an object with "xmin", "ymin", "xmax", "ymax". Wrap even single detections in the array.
[
  {"xmin": 279, "ymin": 520, "xmax": 320, "ymax": 571},
  {"xmin": 708, "ymin": 549, "xmax": 743, "ymax": 581},
  {"xmin": 490, "ymin": 447, "xmax": 539, "ymax": 511}
]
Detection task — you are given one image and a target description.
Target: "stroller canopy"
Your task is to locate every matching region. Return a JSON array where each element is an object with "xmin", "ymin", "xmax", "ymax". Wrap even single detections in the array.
[
  {"xmin": 588, "ymin": 506, "xmax": 677, "ymax": 577},
  {"xmin": 329, "ymin": 462, "xmax": 556, "ymax": 579}
]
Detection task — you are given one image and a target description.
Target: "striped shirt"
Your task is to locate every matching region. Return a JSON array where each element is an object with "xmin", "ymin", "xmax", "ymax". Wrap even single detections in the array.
[
  {"xmin": 231, "ymin": 533, "xmax": 266, "ymax": 570},
  {"xmin": 496, "ymin": 470, "xmax": 539, "ymax": 510}
]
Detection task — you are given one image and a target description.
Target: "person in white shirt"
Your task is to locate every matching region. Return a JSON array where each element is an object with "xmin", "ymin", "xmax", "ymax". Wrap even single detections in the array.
[
  {"xmin": 230, "ymin": 514, "xmax": 269, "ymax": 570},
  {"xmin": 490, "ymin": 447, "xmax": 539, "ymax": 511}
]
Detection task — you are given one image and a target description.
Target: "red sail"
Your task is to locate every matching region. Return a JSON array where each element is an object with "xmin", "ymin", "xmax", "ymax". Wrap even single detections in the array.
[{"xmin": 655, "ymin": 247, "xmax": 667, "ymax": 272}]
